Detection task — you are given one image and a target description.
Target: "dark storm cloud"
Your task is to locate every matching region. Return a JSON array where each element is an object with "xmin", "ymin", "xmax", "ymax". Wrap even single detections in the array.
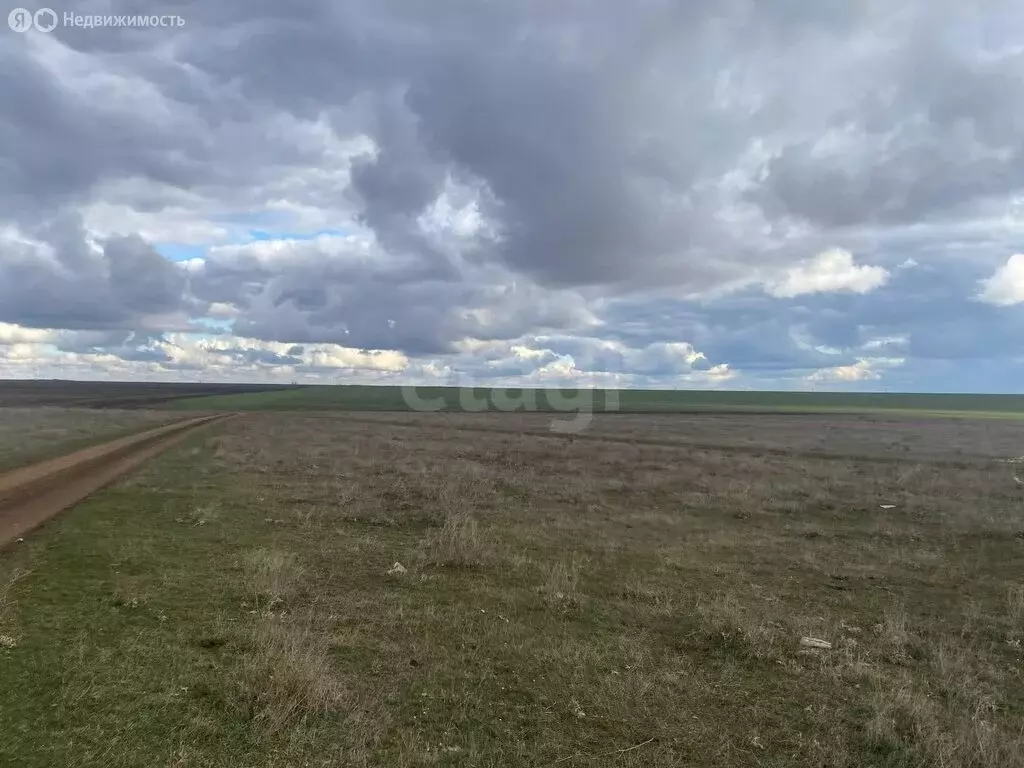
[
  {"xmin": 219, "ymin": 260, "xmax": 596, "ymax": 355},
  {"xmin": 9, "ymin": 0, "xmax": 998, "ymax": 291},
  {"xmin": 0, "ymin": 214, "xmax": 198, "ymax": 329},
  {"xmin": 0, "ymin": 36, "xmax": 215, "ymax": 217},
  {"xmin": 148, "ymin": 0, "xmax": 1023, "ymax": 290},
  {"xmin": 182, "ymin": 230, "xmax": 599, "ymax": 352},
  {"xmin": 748, "ymin": 20, "xmax": 1024, "ymax": 228},
  {"xmin": 2, "ymin": 0, "xmax": 1024, "ymax": 383},
  {"xmin": 105, "ymin": 235, "xmax": 188, "ymax": 313}
]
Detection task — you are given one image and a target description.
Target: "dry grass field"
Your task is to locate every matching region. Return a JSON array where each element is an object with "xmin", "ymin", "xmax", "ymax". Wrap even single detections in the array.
[
  {"xmin": 0, "ymin": 407, "xmax": 175, "ymax": 470},
  {"xmin": 1, "ymin": 411, "xmax": 1023, "ymax": 766}
]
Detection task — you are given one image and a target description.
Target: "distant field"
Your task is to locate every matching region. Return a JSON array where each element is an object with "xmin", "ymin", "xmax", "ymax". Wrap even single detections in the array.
[
  {"xmin": 172, "ymin": 384, "xmax": 1024, "ymax": 417},
  {"xmin": 0, "ymin": 380, "xmax": 293, "ymax": 409},
  {"xmin": 2, "ymin": 380, "xmax": 1020, "ymax": 416}
]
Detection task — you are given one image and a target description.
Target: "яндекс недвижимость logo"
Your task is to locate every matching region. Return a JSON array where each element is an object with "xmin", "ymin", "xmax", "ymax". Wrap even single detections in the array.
[
  {"xmin": 8, "ymin": 7, "xmax": 57, "ymax": 32},
  {"xmin": 8, "ymin": 7, "xmax": 183, "ymax": 32}
]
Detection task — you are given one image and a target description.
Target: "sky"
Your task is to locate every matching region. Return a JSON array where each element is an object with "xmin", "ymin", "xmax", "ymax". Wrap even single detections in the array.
[{"xmin": 1, "ymin": 1, "xmax": 1023, "ymax": 392}]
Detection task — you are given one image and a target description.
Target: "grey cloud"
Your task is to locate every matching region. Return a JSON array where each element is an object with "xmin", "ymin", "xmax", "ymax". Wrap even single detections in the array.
[
  {"xmin": 43, "ymin": 0, "xmax": 885, "ymax": 290},
  {"xmin": 751, "ymin": 23, "xmax": 1024, "ymax": 229},
  {"xmin": 53, "ymin": 329, "xmax": 174, "ymax": 363},
  {"xmin": 0, "ymin": 39, "xmax": 215, "ymax": 217},
  {"xmin": 8, "ymin": 1, "xmax": 1024, "ymax": 289},
  {"xmin": 3, "ymin": 0, "xmax": 1024, "ymax": 389},
  {"xmin": 53, "ymin": 329, "xmax": 133, "ymax": 352},
  {"xmin": 188, "ymin": 236, "xmax": 598, "ymax": 353},
  {"xmin": 478, "ymin": 350, "xmax": 561, "ymax": 379},
  {"xmin": 0, "ymin": 214, "xmax": 197, "ymax": 330},
  {"xmin": 106, "ymin": 235, "xmax": 189, "ymax": 313},
  {"xmin": 595, "ymin": 296, "xmax": 856, "ymax": 374},
  {"xmin": 224, "ymin": 267, "xmax": 596, "ymax": 355},
  {"xmin": 221, "ymin": 346, "xmax": 303, "ymax": 367},
  {"xmin": 348, "ymin": 88, "xmax": 448, "ymax": 261},
  {"xmin": 516, "ymin": 335, "xmax": 725, "ymax": 378},
  {"xmin": 597, "ymin": 255, "xmax": 1024, "ymax": 381}
]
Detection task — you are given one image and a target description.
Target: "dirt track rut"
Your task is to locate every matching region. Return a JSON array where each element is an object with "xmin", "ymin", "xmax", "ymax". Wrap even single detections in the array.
[{"xmin": 0, "ymin": 414, "xmax": 233, "ymax": 548}]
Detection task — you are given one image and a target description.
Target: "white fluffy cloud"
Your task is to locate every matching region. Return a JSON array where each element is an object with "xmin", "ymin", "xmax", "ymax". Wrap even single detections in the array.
[
  {"xmin": 0, "ymin": 323, "xmax": 52, "ymax": 344},
  {"xmin": 765, "ymin": 248, "xmax": 890, "ymax": 299},
  {"xmin": 0, "ymin": 325, "xmax": 409, "ymax": 381},
  {"xmin": 978, "ymin": 254, "xmax": 1024, "ymax": 306},
  {"xmin": 807, "ymin": 357, "xmax": 904, "ymax": 384}
]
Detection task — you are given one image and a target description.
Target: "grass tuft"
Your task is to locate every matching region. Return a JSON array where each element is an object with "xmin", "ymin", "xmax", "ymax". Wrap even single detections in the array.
[
  {"xmin": 422, "ymin": 511, "xmax": 492, "ymax": 568},
  {"xmin": 866, "ymin": 652, "xmax": 1023, "ymax": 767},
  {"xmin": 229, "ymin": 619, "xmax": 344, "ymax": 739},
  {"xmin": 540, "ymin": 558, "xmax": 583, "ymax": 611},
  {"xmin": 695, "ymin": 593, "xmax": 782, "ymax": 659},
  {"xmin": 1008, "ymin": 583, "xmax": 1024, "ymax": 625},
  {"xmin": 244, "ymin": 548, "xmax": 303, "ymax": 610}
]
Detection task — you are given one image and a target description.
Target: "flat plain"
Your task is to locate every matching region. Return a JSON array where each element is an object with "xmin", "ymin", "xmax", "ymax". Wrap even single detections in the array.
[
  {"xmin": 1, "ymin": 408, "xmax": 1023, "ymax": 767},
  {"xmin": 172, "ymin": 384, "xmax": 1024, "ymax": 417},
  {"xmin": 0, "ymin": 407, "xmax": 176, "ymax": 471}
]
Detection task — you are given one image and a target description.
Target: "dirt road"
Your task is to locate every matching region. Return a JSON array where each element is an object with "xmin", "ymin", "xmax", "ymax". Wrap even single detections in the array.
[{"xmin": 0, "ymin": 414, "xmax": 233, "ymax": 548}]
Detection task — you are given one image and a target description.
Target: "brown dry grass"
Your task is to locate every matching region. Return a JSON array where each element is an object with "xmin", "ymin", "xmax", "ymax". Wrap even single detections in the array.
[
  {"xmin": 244, "ymin": 547, "xmax": 303, "ymax": 610},
  {"xmin": 0, "ymin": 567, "xmax": 29, "ymax": 650},
  {"xmin": 191, "ymin": 411, "xmax": 1024, "ymax": 765},
  {"xmin": 229, "ymin": 616, "xmax": 345, "ymax": 739},
  {"xmin": 421, "ymin": 510, "xmax": 493, "ymax": 568},
  {"xmin": 1009, "ymin": 584, "xmax": 1024, "ymax": 625},
  {"xmin": 2, "ymin": 410, "xmax": 1023, "ymax": 766}
]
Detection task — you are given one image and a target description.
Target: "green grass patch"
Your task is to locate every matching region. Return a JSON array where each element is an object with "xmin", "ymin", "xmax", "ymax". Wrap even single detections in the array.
[
  {"xmin": 172, "ymin": 385, "xmax": 1024, "ymax": 416},
  {"xmin": 0, "ymin": 408, "xmax": 177, "ymax": 472}
]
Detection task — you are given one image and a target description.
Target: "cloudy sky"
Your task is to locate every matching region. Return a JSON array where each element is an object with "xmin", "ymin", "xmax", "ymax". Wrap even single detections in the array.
[{"xmin": 1, "ymin": 0, "xmax": 1023, "ymax": 391}]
